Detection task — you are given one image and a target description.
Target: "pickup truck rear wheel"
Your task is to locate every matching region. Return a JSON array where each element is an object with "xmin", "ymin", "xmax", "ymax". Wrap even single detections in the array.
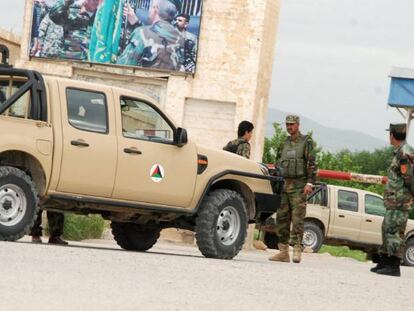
[
  {"xmin": 195, "ymin": 189, "xmax": 248, "ymax": 259},
  {"xmin": 403, "ymin": 239, "xmax": 414, "ymax": 266},
  {"xmin": 111, "ymin": 222, "xmax": 161, "ymax": 251},
  {"xmin": 0, "ymin": 166, "xmax": 39, "ymax": 241},
  {"xmin": 303, "ymin": 222, "xmax": 324, "ymax": 253}
]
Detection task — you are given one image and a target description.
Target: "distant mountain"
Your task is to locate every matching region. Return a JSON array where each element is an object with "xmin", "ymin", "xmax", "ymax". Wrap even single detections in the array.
[{"xmin": 266, "ymin": 108, "xmax": 387, "ymax": 153}]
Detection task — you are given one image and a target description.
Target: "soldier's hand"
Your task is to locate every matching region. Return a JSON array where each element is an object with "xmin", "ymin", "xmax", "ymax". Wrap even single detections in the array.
[
  {"xmin": 124, "ymin": 3, "xmax": 139, "ymax": 26},
  {"xmin": 303, "ymin": 184, "xmax": 313, "ymax": 196}
]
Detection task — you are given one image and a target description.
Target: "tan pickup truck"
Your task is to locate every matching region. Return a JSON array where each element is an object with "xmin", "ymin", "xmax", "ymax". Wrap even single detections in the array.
[
  {"xmin": 0, "ymin": 65, "xmax": 283, "ymax": 259},
  {"xmin": 262, "ymin": 184, "xmax": 414, "ymax": 266}
]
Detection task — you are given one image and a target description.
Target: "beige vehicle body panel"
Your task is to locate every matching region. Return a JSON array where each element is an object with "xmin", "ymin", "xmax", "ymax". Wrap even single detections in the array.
[{"xmin": 306, "ymin": 185, "xmax": 414, "ymax": 247}]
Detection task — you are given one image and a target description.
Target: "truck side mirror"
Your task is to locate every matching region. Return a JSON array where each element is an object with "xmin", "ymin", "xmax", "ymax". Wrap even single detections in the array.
[{"xmin": 174, "ymin": 127, "xmax": 188, "ymax": 147}]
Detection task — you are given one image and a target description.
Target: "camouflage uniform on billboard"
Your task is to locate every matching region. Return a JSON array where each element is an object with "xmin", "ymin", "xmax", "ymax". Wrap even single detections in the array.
[
  {"xmin": 49, "ymin": 0, "xmax": 97, "ymax": 60},
  {"xmin": 270, "ymin": 115, "xmax": 317, "ymax": 263},
  {"xmin": 182, "ymin": 30, "xmax": 197, "ymax": 72},
  {"xmin": 38, "ymin": 14, "xmax": 64, "ymax": 58},
  {"xmin": 223, "ymin": 138, "xmax": 251, "ymax": 159},
  {"xmin": 117, "ymin": 20, "xmax": 185, "ymax": 71}
]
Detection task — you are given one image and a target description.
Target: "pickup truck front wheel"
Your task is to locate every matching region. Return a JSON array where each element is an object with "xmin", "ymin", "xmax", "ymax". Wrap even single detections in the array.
[
  {"xmin": 0, "ymin": 166, "xmax": 39, "ymax": 241},
  {"xmin": 403, "ymin": 239, "xmax": 414, "ymax": 266},
  {"xmin": 195, "ymin": 189, "xmax": 248, "ymax": 259},
  {"xmin": 303, "ymin": 222, "xmax": 324, "ymax": 253},
  {"xmin": 111, "ymin": 222, "xmax": 161, "ymax": 251}
]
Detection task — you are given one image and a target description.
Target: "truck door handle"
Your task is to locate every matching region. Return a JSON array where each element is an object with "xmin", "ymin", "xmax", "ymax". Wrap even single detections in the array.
[
  {"xmin": 71, "ymin": 140, "xmax": 89, "ymax": 147},
  {"xmin": 124, "ymin": 148, "xmax": 142, "ymax": 155},
  {"xmin": 365, "ymin": 219, "xmax": 372, "ymax": 223},
  {"xmin": 338, "ymin": 215, "xmax": 345, "ymax": 218}
]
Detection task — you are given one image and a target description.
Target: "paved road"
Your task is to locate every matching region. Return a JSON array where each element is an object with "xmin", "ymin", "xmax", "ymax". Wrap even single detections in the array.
[{"xmin": 1, "ymin": 238, "xmax": 413, "ymax": 311}]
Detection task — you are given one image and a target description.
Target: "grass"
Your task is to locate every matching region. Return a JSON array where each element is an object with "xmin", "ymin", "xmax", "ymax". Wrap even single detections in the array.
[
  {"xmin": 319, "ymin": 245, "xmax": 367, "ymax": 262},
  {"xmin": 46, "ymin": 214, "xmax": 106, "ymax": 241}
]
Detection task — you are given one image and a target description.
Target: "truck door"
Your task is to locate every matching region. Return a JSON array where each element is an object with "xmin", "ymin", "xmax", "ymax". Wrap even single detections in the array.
[
  {"xmin": 330, "ymin": 189, "xmax": 362, "ymax": 241},
  {"xmin": 112, "ymin": 94, "xmax": 197, "ymax": 207},
  {"xmin": 359, "ymin": 194, "xmax": 385, "ymax": 244},
  {"xmin": 56, "ymin": 82, "xmax": 117, "ymax": 197}
]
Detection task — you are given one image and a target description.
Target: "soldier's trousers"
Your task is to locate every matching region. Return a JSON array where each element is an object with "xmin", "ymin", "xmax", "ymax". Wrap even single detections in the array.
[
  {"xmin": 30, "ymin": 211, "xmax": 64, "ymax": 237},
  {"xmin": 275, "ymin": 185, "xmax": 306, "ymax": 246},
  {"xmin": 379, "ymin": 209, "xmax": 408, "ymax": 259}
]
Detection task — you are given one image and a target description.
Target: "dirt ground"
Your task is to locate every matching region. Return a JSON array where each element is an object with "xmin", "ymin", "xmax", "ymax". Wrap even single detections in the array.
[{"xmin": 1, "ymin": 237, "xmax": 413, "ymax": 311}]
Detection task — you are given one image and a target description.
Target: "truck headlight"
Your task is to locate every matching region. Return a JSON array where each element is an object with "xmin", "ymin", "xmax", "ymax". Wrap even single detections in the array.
[{"xmin": 258, "ymin": 163, "xmax": 270, "ymax": 176}]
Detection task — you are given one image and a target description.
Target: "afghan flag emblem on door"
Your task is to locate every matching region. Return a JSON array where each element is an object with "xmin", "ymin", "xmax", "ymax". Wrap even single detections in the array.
[{"xmin": 150, "ymin": 164, "xmax": 165, "ymax": 183}]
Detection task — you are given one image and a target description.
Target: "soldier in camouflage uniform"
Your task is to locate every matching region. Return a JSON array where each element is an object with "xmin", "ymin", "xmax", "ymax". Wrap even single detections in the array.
[
  {"xmin": 223, "ymin": 121, "xmax": 254, "ymax": 159},
  {"xmin": 174, "ymin": 13, "xmax": 198, "ymax": 73},
  {"xmin": 117, "ymin": 0, "xmax": 185, "ymax": 71},
  {"xmin": 37, "ymin": 14, "xmax": 64, "ymax": 58},
  {"xmin": 30, "ymin": 211, "xmax": 68, "ymax": 245},
  {"xmin": 269, "ymin": 115, "xmax": 317, "ymax": 263},
  {"xmin": 49, "ymin": 0, "xmax": 99, "ymax": 60},
  {"xmin": 370, "ymin": 123, "xmax": 414, "ymax": 277}
]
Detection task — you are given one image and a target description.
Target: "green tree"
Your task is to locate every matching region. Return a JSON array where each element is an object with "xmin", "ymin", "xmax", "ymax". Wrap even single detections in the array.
[{"xmin": 262, "ymin": 122, "xmax": 287, "ymax": 164}]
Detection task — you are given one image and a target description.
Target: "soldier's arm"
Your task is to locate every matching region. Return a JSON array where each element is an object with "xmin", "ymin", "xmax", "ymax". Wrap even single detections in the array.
[
  {"xmin": 117, "ymin": 28, "xmax": 145, "ymax": 65},
  {"xmin": 49, "ymin": 0, "xmax": 73, "ymax": 26},
  {"xmin": 304, "ymin": 137, "xmax": 318, "ymax": 184},
  {"xmin": 399, "ymin": 153, "xmax": 414, "ymax": 188}
]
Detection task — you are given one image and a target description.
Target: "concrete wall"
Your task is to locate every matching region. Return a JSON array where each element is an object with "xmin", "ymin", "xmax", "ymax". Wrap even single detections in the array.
[
  {"xmin": 0, "ymin": 28, "xmax": 21, "ymax": 66},
  {"xmin": 17, "ymin": 0, "xmax": 280, "ymax": 161}
]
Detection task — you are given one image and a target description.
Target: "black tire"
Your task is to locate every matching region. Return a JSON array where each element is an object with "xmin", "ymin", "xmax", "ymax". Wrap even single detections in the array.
[
  {"xmin": 403, "ymin": 239, "xmax": 414, "ymax": 267},
  {"xmin": 111, "ymin": 222, "xmax": 161, "ymax": 251},
  {"xmin": 303, "ymin": 221, "xmax": 324, "ymax": 253},
  {"xmin": 264, "ymin": 232, "xmax": 279, "ymax": 250},
  {"xmin": 0, "ymin": 166, "xmax": 39, "ymax": 241},
  {"xmin": 195, "ymin": 189, "xmax": 248, "ymax": 259}
]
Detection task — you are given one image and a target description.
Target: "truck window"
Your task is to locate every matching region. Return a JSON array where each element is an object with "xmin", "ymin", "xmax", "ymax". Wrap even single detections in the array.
[
  {"xmin": 338, "ymin": 190, "xmax": 358, "ymax": 212},
  {"xmin": 120, "ymin": 98, "xmax": 174, "ymax": 143},
  {"xmin": 0, "ymin": 77, "xmax": 32, "ymax": 119},
  {"xmin": 308, "ymin": 190, "xmax": 322, "ymax": 205},
  {"xmin": 66, "ymin": 88, "xmax": 108, "ymax": 134},
  {"xmin": 365, "ymin": 195, "xmax": 385, "ymax": 217}
]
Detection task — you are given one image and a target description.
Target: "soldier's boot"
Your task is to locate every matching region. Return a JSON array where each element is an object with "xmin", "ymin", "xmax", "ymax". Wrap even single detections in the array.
[
  {"xmin": 31, "ymin": 235, "xmax": 42, "ymax": 243},
  {"xmin": 48, "ymin": 236, "xmax": 68, "ymax": 246},
  {"xmin": 292, "ymin": 245, "xmax": 302, "ymax": 263},
  {"xmin": 370, "ymin": 254, "xmax": 387, "ymax": 273},
  {"xmin": 268, "ymin": 243, "xmax": 290, "ymax": 262},
  {"xmin": 376, "ymin": 256, "xmax": 401, "ymax": 277},
  {"xmin": 253, "ymin": 240, "xmax": 268, "ymax": 251}
]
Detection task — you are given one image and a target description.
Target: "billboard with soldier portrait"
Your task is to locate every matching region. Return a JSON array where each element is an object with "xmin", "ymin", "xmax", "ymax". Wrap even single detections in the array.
[{"xmin": 29, "ymin": 0, "xmax": 203, "ymax": 73}]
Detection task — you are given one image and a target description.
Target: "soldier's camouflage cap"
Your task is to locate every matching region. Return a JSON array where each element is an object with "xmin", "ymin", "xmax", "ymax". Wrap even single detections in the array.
[
  {"xmin": 286, "ymin": 114, "xmax": 300, "ymax": 124},
  {"xmin": 167, "ymin": 0, "xmax": 182, "ymax": 10},
  {"xmin": 386, "ymin": 123, "xmax": 407, "ymax": 134}
]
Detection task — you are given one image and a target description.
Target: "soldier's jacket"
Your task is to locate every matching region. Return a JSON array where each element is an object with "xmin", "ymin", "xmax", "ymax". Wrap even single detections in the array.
[
  {"xmin": 277, "ymin": 133, "xmax": 317, "ymax": 185},
  {"xmin": 384, "ymin": 142, "xmax": 414, "ymax": 211},
  {"xmin": 117, "ymin": 20, "xmax": 185, "ymax": 71},
  {"xmin": 49, "ymin": 0, "xmax": 96, "ymax": 60},
  {"xmin": 181, "ymin": 30, "xmax": 198, "ymax": 73},
  {"xmin": 223, "ymin": 138, "xmax": 251, "ymax": 159},
  {"xmin": 38, "ymin": 14, "xmax": 64, "ymax": 58}
]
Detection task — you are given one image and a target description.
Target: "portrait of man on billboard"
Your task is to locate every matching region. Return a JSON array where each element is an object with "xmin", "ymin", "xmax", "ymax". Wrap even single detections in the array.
[{"xmin": 29, "ymin": 0, "xmax": 203, "ymax": 73}]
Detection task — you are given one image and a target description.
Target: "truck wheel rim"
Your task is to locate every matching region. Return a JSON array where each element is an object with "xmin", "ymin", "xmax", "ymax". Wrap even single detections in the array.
[
  {"xmin": 216, "ymin": 206, "xmax": 240, "ymax": 246},
  {"xmin": 303, "ymin": 229, "xmax": 317, "ymax": 249},
  {"xmin": 0, "ymin": 184, "xmax": 27, "ymax": 227},
  {"xmin": 407, "ymin": 246, "xmax": 414, "ymax": 265}
]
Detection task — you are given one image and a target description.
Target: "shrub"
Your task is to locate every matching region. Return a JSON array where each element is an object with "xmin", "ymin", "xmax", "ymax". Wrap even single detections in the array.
[{"xmin": 47, "ymin": 214, "xmax": 106, "ymax": 241}]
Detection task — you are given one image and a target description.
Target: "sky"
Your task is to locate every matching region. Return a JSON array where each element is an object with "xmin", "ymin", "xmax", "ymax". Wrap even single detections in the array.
[{"xmin": 1, "ymin": 0, "xmax": 414, "ymax": 141}]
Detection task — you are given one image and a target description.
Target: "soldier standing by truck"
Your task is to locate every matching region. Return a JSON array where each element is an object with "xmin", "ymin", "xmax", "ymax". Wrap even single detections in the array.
[
  {"xmin": 370, "ymin": 123, "xmax": 414, "ymax": 277},
  {"xmin": 269, "ymin": 115, "xmax": 317, "ymax": 263}
]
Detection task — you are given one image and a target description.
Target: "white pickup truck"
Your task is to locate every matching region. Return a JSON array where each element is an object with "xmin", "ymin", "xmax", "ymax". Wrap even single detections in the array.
[{"xmin": 262, "ymin": 184, "xmax": 414, "ymax": 266}]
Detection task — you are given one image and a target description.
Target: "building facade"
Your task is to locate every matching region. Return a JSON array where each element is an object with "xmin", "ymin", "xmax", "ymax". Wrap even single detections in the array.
[{"xmin": 17, "ymin": 0, "xmax": 280, "ymax": 161}]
